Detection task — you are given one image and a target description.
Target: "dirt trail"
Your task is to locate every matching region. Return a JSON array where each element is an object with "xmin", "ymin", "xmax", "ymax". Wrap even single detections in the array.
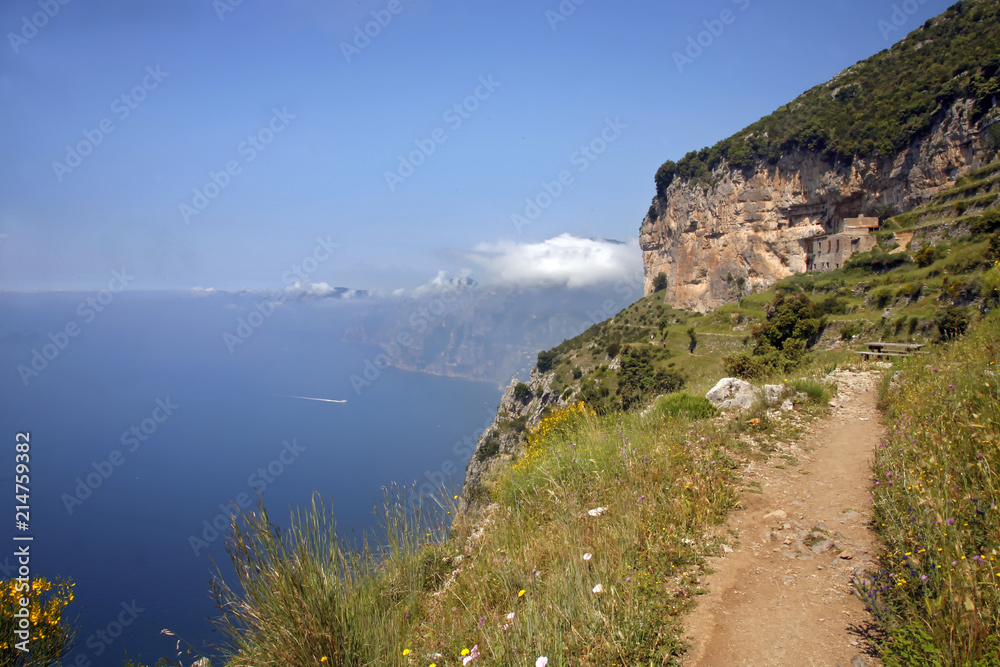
[{"xmin": 684, "ymin": 371, "xmax": 883, "ymax": 667}]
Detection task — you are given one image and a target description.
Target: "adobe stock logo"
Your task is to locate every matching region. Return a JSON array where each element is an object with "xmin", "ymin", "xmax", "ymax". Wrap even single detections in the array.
[
  {"xmin": 384, "ymin": 75, "xmax": 501, "ymax": 192},
  {"xmin": 7, "ymin": 0, "xmax": 72, "ymax": 54},
  {"xmin": 672, "ymin": 0, "xmax": 752, "ymax": 74}
]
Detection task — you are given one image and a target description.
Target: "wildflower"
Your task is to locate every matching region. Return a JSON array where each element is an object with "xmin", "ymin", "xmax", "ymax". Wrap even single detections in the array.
[
  {"xmin": 321, "ymin": 658, "xmax": 328, "ymax": 663},
  {"xmin": 592, "ymin": 583, "xmax": 605, "ymax": 594},
  {"xmin": 507, "ymin": 612, "xmax": 515, "ymax": 620},
  {"xmin": 536, "ymin": 658, "xmax": 549, "ymax": 667},
  {"xmin": 583, "ymin": 553, "xmax": 593, "ymax": 561},
  {"xmin": 588, "ymin": 507, "xmax": 607, "ymax": 517},
  {"xmin": 518, "ymin": 589, "xmax": 526, "ymax": 598},
  {"xmin": 462, "ymin": 645, "xmax": 480, "ymax": 665}
]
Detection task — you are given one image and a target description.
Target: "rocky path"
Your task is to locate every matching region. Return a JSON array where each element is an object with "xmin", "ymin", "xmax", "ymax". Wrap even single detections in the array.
[{"xmin": 684, "ymin": 371, "xmax": 883, "ymax": 667}]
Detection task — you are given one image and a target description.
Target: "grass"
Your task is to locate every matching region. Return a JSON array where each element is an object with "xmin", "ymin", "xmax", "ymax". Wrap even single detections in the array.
[
  {"xmin": 858, "ymin": 311, "xmax": 1000, "ymax": 666},
  {"xmin": 200, "ymin": 392, "xmax": 821, "ymax": 666}
]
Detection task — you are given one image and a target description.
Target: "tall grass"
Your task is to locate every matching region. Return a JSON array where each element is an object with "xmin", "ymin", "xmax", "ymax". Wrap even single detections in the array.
[
  {"xmin": 402, "ymin": 403, "xmax": 741, "ymax": 666},
  {"xmin": 211, "ymin": 490, "xmax": 449, "ymax": 667},
  {"xmin": 209, "ymin": 399, "xmax": 757, "ymax": 666},
  {"xmin": 860, "ymin": 311, "xmax": 1000, "ymax": 665}
]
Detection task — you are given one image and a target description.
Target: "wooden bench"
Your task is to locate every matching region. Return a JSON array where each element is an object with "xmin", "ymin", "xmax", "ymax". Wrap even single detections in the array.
[
  {"xmin": 856, "ymin": 341, "xmax": 925, "ymax": 361},
  {"xmin": 855, "ymin": 351, "xmax": 909, "ymax": 359}
]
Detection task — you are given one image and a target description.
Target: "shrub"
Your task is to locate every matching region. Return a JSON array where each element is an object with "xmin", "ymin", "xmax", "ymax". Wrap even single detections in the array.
[
  {"xmin": 872, "ymin": 287, "xmax": 894, "ymax": 309},
  {"xmin": 475, "ymin": 437, "xmax": 500, "ymax": 462},
  {"xmin": 650, "ymin": 392, "xmax": 719, "ymax": 420},
  {"xmin": 513, "ymin": 382, "xmax": 533, "ymax": 403},
  {"xmin": 896, "ymin": 282, "xmax": 924, "ymax": 302},
  {"xmin": 605, "ymin": 342, "xmax": 621, "ymax": 359},
  {"xmin": 753, "ymin": 290, "xmax": 825, "ymax": 350},
  {"xmin": 971, "ymin": 209, "xmax": 1000, "ymax": 235},
  {"xmin": 934, "ymin": 305, "xmax": 970, "ymax": 340},
  {"xmin": 617, "ymin": 347, "xmax": 685, "ymax": 410},
  {"xmin": 983, "ymin": 264, "xmax": 1000, "ymax": 304},
  {"xmin": 817, "ymin": 295, "xmax": 848, "ymax": 315},
  {"xmin": 0, "ymin": 577, "xmax": 76, "ymax": 666},
  {"xmin": 653, "ymin": 272, "xmax": 668, "ymax": 292},
  {"xmin": 571, "ymin": 366, "xmax": 583, "ymax": 380},
  {"xmin": 536, "ymin": 350, "xmax": 556, "ymax": 373},
  {"xmin": 840, "ymin": 323, "xmax": 861, "ymax": 341}
]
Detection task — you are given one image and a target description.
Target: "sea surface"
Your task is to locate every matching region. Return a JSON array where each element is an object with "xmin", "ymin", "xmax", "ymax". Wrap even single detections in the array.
[{"xmin": 0, "ymin": 291, "xmax": 502, "ymax": 664}]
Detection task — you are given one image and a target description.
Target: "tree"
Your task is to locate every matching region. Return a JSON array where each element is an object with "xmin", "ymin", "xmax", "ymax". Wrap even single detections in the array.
[
  {"xmin": 653, "ymin": 272, "xmax": 668, "ymax": 292},
  {"xmin": 536, "ymin": 350, "xmax": 555, "ymax": 373},
  {"xmin": 686, "ymin": 326, "xmax": 698, "ymax": 353},
  {"xmin": 513, "ymin": 382, "xmax": 533, "ymax": 403},
  {"xmin": 617, "ymin": 347, "xmax": 684, "ymax": 410}
]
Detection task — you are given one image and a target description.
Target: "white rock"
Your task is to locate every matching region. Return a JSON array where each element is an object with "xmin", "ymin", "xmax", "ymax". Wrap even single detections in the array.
[
  {"xmin": 705, "ymin": 378, "xmax": 756, "ymax": 411},
  {"xmin": 763, "ymin": 384, "xmax": 784, "ymax": 405}
]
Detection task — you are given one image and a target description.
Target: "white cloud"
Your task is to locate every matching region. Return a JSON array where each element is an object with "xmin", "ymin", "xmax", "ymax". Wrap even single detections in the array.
[{"xmin": 462, "ymin": 234, "xmax": 641, "ymax": 288}]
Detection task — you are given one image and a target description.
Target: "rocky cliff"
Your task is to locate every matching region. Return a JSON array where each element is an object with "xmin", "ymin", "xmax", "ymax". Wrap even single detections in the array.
[
  {"xmin": 641, "ymin": 99, "xmax": 996, "ymax": 312},
  {"xmin": 458, "ymin": 367, "xmax": 562, "ymax": 514}
]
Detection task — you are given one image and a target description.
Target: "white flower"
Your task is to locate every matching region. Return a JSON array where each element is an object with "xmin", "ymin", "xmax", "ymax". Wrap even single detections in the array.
[
  {"xmin": 583, "ymin": 552, "xmax": 593, "ymax": 561},
  {"xmin": 462, "ymin": 645, "xmax": 480, "ymax": 665},
  {"xmin": 592, "ymin": 583, "xmax": 604, "ymax": 594},
  {"xmin": 536, "ymin": 658, "xmax": 549, "ymax": 667},
  {"xmin": 587, "ymin": 507, "xmax": 607, "ymax": 517},
  {"xmin": 506, "ymin": 611, "xmax": 515, "ymax": 620}
]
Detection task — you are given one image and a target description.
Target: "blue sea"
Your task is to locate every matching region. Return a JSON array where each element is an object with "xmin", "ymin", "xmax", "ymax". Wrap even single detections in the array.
[{"xmin": 0, "ymin": 291, "xmax": 501, "ymax": 664}]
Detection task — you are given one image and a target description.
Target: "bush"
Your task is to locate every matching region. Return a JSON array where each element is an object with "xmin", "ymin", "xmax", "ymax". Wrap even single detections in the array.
[
  {"xmin": 840, "ymin": 323, "xmax": 861, "ymax": 341},
  {"xmin": 475, "ymin": 437, "xmax": 500, "ymax": 462},
  {"xmin": 513, "ymin": 382, "xmax": 533, "ymax": 403},
  {"xmin": 753, "ymin": 290, "xmax": 825, "ymax": 350},
  {"xmin": 617, "ymin": 347, "xmax": 685, "ymax": 410},
  {"xmin": 872, "ymin": 287, "xmax": 894, "ymax": 309},
  {"xmin": 0, "ymin": 577, "xmax": 76, "ymax": 666},
  {"xmin": 605, "ymin": 342, "xmax": 621, "ymax": 359},
  {"xmin": 896, "ymin": 282, "xmax": 924, "ymax": 302},
  {"xmin": 971, "ymin": 209, "xmax": 1000, "ymax": 235},
  {"xmin": 934, "ymin": 305, "xmax": 970, "ymax": 340},
  {"xmin": 653, "ymin": 272, "xmax": 668, "ymax": 292},
  {"xmin": 650, "ymin": 392, "xmax": 719, "ymax": 420},
  {"xmin": 536, "ymin": 350, "xmax": 556, "ymax": 373},
  {"xmin": 571, "ymin": 366, "xmax": 583, "ymax": 380},
  {"xmin": 846, "ymin": 249, "xmax": 911, "ymax": 273}
]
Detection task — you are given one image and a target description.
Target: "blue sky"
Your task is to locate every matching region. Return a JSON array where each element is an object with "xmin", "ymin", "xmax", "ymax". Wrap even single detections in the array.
[{"xmin": 0, "ymin": 0, "xmax": 954, "ymax": 292}]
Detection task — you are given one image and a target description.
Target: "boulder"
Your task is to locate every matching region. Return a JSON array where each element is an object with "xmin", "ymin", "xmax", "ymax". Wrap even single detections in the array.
[
  {"xmin": 763, "ymin": 384, "xmax": 784, "ymax": 405},
  {"xmin": 705, "ymin": 378, "xmax": 756, "ymax": 411}
]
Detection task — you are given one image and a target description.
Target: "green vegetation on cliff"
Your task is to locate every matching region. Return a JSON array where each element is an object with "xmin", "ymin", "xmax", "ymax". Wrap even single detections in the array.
[{"xmin": 654, "ymin": 0, "xmax": 1000, "ymax": 196}]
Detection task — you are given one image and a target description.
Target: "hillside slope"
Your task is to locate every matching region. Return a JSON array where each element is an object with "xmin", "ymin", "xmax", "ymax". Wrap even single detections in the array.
[{"xmin": 641, "ymin": 0, "xmax": 1000, "ymax": 312}]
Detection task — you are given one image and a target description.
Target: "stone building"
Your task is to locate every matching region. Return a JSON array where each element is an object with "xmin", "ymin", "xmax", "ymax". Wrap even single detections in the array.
[{"xmin": 807, "ymin": 216, "xmax": 880, "ymax": 272}]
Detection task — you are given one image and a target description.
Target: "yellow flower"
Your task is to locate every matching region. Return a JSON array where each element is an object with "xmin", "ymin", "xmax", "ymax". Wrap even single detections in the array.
[
  {"xmin": 403, "ymin": 649, "xmax": 410, "ymax": 656},
  {"xmin": 518, "ymin": 589, "xmax": 526, "ymax": 598},
  {"xmin": 461, "ymin": 648, "xmax": 470, "ymax": 656},
  {"xmin": 321, "ymin": 658, "xmax": 328, "ymax": 663}
]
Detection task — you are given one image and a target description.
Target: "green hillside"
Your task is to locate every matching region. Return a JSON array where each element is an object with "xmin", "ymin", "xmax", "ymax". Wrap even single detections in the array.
[
  {"xmin": 525, "ymin": 159, "xmax": 1000, "ymax": 416},
  {"xmin": 654, "ymin": 0, "xmax": 1000, "ymax": 196}
]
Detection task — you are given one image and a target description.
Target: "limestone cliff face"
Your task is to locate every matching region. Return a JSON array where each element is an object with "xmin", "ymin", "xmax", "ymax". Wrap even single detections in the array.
[{"xmin": 641, "ymin": 99, "xmax": 993, "ymax": 312}]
